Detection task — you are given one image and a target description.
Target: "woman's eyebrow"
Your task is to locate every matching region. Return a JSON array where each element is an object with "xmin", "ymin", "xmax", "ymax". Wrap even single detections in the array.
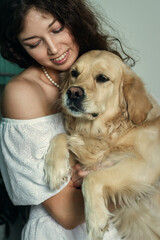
[
  {"xmin": 22, "ymin": 19, "xmax": 57, "ymax": 42},
  {"xmin": 48, "ymin": 19, "xmax": 56, "ymax": 29},
  {"xmin": 22, "ymin": 36, "xmax": 38, "ymax": 42}
]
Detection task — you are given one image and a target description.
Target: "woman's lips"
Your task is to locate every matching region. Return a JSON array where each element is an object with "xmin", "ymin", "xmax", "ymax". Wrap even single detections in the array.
[{"xmin": 51, "ymin": 50, "xmax": 69, "ymax": 64}]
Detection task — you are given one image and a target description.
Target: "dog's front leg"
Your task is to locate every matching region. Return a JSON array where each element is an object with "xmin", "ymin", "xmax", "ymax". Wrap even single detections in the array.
[
  {"xmin": 82, "ymin": 171, "xmax": 111, "ymax": 240},
  {"xmin": 82, "ymin": 153, "xmax": 160, "ymax": 240},
  {"xmin": 44, "ymin": 133, "xmax": 71, "ymax": 190}
]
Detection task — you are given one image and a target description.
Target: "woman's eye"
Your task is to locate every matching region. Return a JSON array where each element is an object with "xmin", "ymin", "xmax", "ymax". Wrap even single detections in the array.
[
  {"xmin": 27, "ymin": 41, "xmax": 41, "ymax": 49},
  {"xmin": 96, "ymin": 74, "xmax": 110, "ymax": 83},
  {"xmin": 52, "ymin": 25, "xmax": 64, "ymax": 34},
  {"xmin": 71, "ymin": 69, "xmax": 79, "ymax": 78}
]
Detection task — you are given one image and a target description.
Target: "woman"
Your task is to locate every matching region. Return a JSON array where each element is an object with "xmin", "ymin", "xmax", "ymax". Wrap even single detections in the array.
[{"xmin": 0, "ymin": 0, "xmax": 134, "ymax": 239}]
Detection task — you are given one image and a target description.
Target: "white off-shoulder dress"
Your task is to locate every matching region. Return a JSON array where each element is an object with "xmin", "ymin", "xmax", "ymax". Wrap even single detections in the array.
[{"xmin": 0, "ymin": 113, "xmax": 121, "ymax": 240}]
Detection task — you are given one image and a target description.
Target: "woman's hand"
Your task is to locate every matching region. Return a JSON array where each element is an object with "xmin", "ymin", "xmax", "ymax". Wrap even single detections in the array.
[{"xmin": 71, "ymin": 164, "xmax": 90, "ymax": 188}]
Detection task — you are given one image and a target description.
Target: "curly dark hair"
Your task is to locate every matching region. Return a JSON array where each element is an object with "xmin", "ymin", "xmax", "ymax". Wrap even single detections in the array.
[{"xmin": 0, "ymin": 0, "xmax": 135, "ymax": 68}]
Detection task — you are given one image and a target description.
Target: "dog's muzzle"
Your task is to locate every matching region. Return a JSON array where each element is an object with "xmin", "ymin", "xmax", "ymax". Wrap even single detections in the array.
[{"xmin": 66, "ymin": 86, "xmax": 85, "ymax": 112}]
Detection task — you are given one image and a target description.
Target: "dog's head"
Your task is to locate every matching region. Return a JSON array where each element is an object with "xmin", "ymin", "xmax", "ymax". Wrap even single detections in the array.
[{"xmin": 60, "ymin": 50, "xmax": 152, "ymax": 124}]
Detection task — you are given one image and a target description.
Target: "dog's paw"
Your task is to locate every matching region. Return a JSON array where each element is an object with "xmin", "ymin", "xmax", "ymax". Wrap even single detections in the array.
[
  {"xmin": 44, "ymin": 145, "xmax": 70, "ymax": 190},
  {"xmin": 44, "ymin": 162, "xmax": 70, "ymax": 190},
  {"xmin": 86, "ymin": 213, "xmax": 109, "ymax": 240}
]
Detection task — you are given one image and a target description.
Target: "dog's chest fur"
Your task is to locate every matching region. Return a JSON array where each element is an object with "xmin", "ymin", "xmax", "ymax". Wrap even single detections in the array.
[{"xmin": 65, "ymin": 114, "xmax": 134, "ymax": 169}]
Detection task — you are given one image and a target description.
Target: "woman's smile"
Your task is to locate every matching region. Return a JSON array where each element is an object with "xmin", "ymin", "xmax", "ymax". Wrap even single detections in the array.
[{"xmin": 51, "ymin": 49, "xmax": 70, "ymax": 64}]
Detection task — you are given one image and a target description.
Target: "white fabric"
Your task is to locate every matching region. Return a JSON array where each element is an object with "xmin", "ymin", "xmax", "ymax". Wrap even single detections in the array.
[
  {"xmin": 0, "ymin": 113, "xmax": 69, "ymax": 205},
  {"xmin": 0, "ymin": 113, "xmax": 121, "ymax": 240}
]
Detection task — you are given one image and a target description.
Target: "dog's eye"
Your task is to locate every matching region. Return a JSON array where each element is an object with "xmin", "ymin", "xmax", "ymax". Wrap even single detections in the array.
[
  {"xmin": 71, "ymin": 69, "xmax": 79, "ymax": 78},
  {"xmin": 96, "ymin": 74, "xmax": 110, "ymax": 83}
]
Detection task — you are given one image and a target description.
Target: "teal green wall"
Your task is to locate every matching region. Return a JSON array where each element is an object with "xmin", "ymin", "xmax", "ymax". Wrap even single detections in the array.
[{"xmin": 0, "ymin": 55, "xmax": 23, "ymax": 84}]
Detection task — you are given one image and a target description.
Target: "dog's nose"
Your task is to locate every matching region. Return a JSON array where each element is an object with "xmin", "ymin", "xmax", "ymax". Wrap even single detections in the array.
[{"xmin": 67, "ymin": 87, "xmax": 84, "ymax": 101}]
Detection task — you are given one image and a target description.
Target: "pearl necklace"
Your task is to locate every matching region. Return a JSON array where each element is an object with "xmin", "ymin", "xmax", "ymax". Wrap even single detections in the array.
[{"xmin": 42, "ymin": 66, "xmax": 61, "ymax": 89}]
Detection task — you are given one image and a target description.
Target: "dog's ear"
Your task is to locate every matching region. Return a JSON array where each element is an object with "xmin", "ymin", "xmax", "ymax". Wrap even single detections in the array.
[
  {"xmin": 123, "ymin": 67, "xmax": 152, "ymax": 124},
  {"xmin": 59, "ymin": 71, "xmax": 71, "ymax": 92}
]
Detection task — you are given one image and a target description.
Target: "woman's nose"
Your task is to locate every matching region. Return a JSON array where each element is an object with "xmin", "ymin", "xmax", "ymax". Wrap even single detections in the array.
[{"xmin": 47, "ymin": 39, "xmax": 58, "ymax": 55}]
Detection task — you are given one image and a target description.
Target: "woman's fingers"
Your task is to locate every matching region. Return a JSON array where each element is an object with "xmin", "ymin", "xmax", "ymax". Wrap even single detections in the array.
[{"xmin": 71, "ymin": 164, "xmax": 90, "ymax": 188}]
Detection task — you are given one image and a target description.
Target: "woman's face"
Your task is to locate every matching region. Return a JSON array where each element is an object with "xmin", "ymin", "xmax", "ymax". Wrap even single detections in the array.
[{"xmin": 18, "ymin": 8, "xmax": 79, "ymax": 73}]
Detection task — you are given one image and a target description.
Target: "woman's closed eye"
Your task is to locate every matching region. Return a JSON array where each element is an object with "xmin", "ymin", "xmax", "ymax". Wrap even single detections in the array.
[
  {"xmin": 51, "ymin": 22, "xmax": 64, "ymax": 34},
  {"xmin": 26, "ymin": 40, "xmax": 42, "ymax": 49}
]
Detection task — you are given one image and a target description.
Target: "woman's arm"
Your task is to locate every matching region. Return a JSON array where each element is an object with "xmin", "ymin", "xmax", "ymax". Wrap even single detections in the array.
[
  {"xmin": 1, "ymin": 80, "xmax": 85, "ymax": 229},
  {"xmin": 43, "ymin": 180, "xmax": 85, "ymax": 229}
]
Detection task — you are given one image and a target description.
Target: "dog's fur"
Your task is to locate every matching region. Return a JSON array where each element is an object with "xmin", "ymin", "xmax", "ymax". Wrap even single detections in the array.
[{"xmin": 45, "ymin": 50, "xmax": 160, "ymax": 240}]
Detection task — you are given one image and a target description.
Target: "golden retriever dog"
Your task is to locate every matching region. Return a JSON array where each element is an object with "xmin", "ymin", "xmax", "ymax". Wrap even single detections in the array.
[{"xmin": 44, "ymin": 50, "xmax": 160, "ymax": 240}]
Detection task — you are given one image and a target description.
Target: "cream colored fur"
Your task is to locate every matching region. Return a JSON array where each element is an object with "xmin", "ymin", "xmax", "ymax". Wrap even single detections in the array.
[{"xmin": 44, "ymin": 50, "xmax": 160, "ymax": 240}]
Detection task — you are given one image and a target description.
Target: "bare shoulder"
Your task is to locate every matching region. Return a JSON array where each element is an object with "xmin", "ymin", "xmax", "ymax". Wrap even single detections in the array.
[{"xmin": 1, "ymin": 68, "xmax": 46, "ymax": 119}]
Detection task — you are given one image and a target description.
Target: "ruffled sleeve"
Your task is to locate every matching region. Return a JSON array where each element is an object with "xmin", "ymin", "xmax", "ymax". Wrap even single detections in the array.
[{"xmin": 0, "ymin": 113, "xmax": 70, "ymax": 206}]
